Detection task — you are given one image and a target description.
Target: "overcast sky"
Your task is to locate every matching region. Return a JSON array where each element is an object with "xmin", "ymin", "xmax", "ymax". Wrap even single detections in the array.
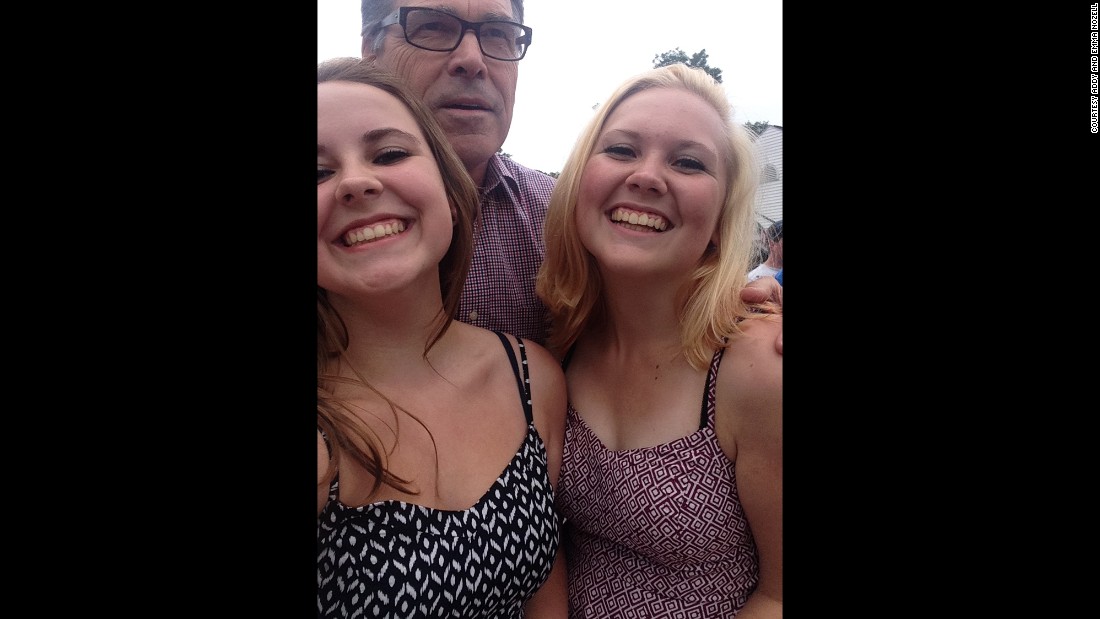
[{"xmin": 318, "ymin": 0, "xmax": 783, "ymax": 174}]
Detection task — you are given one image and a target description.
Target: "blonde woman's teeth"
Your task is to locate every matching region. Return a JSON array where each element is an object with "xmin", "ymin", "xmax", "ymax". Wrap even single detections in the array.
[{"xmin": 611, "ymin": 208, "xmax": 667, "ymax": 231}]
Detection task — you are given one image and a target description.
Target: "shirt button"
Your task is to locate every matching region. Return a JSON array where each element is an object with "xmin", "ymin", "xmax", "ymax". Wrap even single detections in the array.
[{"xmin": 468, "ymin": 310, "xmax": 479, "ymax": 321}]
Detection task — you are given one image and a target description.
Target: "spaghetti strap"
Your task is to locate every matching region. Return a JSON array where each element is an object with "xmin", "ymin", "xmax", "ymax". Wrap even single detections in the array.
[
  {"xmin": 561, "ymin": 345, "xmax": 576, "ymax": 370},
  {"xmin": 494, "ymin": 330, "xmax": 534, "ymax": 424},
  {"xmin": 698, "ymin": 346, "xmax": 726, "ymax": 431}
]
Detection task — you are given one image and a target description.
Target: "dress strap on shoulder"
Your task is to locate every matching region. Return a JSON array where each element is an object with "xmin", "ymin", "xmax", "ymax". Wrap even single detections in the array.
[
  {"xmin": 561, "ymin": 345, "xmax": 576, "ymax": 370},
  {"xmin": 493, "ymin": 331, "xmax": 534, "ymax": 424},
  {"xmin": 698, "ymin": 346, "xmax": 726, "ymax": 431}
]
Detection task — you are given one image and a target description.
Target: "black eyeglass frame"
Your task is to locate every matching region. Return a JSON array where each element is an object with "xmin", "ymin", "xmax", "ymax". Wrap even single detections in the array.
[{"xmin": 380, "ymin": 7, "xmax": 533, "ymax": 61}]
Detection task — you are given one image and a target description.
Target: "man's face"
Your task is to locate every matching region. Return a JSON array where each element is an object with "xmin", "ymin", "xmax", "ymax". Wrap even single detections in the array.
[{"xmin": 364, "ymin": 0, "xmax": 521, "ymax": 181}]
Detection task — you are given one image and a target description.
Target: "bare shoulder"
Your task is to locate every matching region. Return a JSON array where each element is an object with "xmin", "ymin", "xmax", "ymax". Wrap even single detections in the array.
[
  {"xmin": 718, "ymin": 316, "xmax": 784, "ymax": 610},
  {"xmin": 518, "ymin": 338, "xmax": 567, "ymax": 426},
  {"xmin": 723, "ymin": 315, "xmax": 782, "ymax": 387},
  {"xmin": 715, "ymin": 315, "xmax": 782, "ymax": 451},
  {"xmin": 460, "ymin": 325, "xmax": 564, "ymax": 386},
  {"xmin": 458, "ymin": 324, "xmax": 566, "ymax": 422},
  {"xmin": 521, "ymin": 339, "xmax": 567, "ymax": 393},
  {"xmin": 515, "ymin": 337, "xmax": 567, "ymax": 484}
]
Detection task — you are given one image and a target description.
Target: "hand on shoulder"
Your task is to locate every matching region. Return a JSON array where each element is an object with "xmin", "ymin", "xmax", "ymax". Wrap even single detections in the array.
[{"xmin": 741, "ymin": 275, "xmax": 782, "ymax": 309}]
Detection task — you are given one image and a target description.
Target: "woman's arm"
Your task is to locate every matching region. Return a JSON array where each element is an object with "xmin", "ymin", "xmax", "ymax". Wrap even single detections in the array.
[
  {"xmin": 522, "ymin": 339, "xmax": 570, "ymax": 618},
  {"xmin": 716, "ymin": 317, "xmax": 783, "ymax": 618}
]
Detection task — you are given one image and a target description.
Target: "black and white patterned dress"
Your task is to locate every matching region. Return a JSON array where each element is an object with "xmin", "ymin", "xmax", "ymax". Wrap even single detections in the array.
[{"xmin": 318, "ymin": 332, "xmax": 559, "ymax": 618}]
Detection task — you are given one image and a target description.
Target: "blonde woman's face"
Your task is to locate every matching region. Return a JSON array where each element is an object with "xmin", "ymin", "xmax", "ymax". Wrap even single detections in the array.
[{"xmin": 574, "ymin": 87, "xmax": 727, "ymax": 280}]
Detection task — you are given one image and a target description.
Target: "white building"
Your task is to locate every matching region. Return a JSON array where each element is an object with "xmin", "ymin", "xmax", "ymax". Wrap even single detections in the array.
[{"xmin": 753, "ymin": 125, "xmax": 783, "ymax": 229}]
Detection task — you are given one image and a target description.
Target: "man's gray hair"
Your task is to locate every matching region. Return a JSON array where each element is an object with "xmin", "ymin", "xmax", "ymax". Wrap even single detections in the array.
[{"xmin": 360, "ymin": 1, "xmax": 526, "ymax": 55}]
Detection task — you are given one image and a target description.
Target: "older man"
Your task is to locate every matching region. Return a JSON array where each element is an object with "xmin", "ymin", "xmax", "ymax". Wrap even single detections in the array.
[
  {"xmin": 360, "ymin": 0, "xmax": 550, "ymax": 343},
  {"xmin": 357, "ymin": 0, "xmax": 781, "ymax": 347}
]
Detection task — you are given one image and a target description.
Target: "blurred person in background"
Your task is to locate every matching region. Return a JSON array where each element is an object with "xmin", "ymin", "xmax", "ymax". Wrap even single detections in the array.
[{"xmin": 746, "ymin": 219, "xmax": 782, "ymax": 282}]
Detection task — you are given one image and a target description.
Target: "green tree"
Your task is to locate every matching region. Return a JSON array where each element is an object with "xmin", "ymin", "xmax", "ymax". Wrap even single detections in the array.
[
  {"xmin": 652, "ymin": 47, "xmax": 723, "ymax": 83},
  {"xmin": 743, "ymin": 121, "xmax": 771, "ymax": 136},
  {"xmin": 652, "ymin": 48, "xmax": 768, "ymax": 137}
]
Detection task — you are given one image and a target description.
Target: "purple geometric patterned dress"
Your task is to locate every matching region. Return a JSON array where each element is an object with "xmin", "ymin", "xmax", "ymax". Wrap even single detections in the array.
[{"xmin": 557, "ymin": 347, "xmax": 760, "ymax": 618}]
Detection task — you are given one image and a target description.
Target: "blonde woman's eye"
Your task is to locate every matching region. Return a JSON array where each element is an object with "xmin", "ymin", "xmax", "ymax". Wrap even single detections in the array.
[
  {"xmin": 674, "ymin": 157, "xmax": 706, "ymax": 171},
  {"xmin": 317, "ymin": 167, "xmax": 335, "ymax": 183},
  {"xmin": 604, "ymin": 145, "xmax": 635, "ymax": 158}
]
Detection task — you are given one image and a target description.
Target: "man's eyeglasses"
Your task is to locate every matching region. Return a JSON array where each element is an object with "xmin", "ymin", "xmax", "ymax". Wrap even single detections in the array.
[{"xmin": 381, "ymin": 7, "xmax": 533, "ymax": 62}]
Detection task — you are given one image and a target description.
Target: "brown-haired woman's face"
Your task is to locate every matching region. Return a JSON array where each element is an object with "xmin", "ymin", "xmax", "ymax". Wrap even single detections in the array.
[{"xmin": 317, "ymin": 81, "xmax": 456, "ymax": 300}]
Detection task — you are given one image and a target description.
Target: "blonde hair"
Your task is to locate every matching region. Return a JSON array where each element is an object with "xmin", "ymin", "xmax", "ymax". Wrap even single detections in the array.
[{"xmin": 536, "ymin": 63, "xmax": 771, "ymax": 369}]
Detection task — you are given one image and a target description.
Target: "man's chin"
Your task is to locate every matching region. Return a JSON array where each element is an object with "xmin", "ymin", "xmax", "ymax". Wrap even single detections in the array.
[{"xmin": 448, "ymin": 136, "xmax": 505, "ymax": 172}]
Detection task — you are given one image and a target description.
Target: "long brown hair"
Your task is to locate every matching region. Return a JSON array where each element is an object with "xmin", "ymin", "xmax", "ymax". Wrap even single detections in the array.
[{"xmin": 316, "ymin": 57, "xmax": 479, "ymax": 499}]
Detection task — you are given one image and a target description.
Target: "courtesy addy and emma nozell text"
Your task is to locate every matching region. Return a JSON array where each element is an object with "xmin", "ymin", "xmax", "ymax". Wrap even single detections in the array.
[{"xmin": 1091, "ymin": 4, "xmax": 1099, "ymax": 132}]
